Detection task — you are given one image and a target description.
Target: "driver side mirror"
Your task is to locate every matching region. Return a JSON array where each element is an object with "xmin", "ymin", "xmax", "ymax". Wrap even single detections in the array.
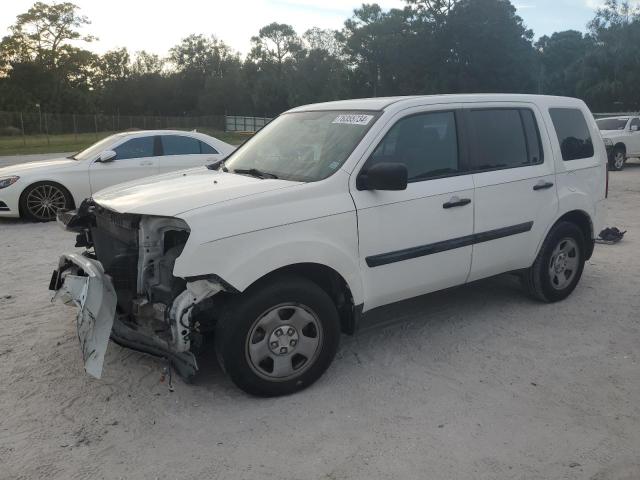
[
  {"xmin": 96, "ymin": 150, "xmax": 116, "ymax": 163},
  {"xmin": 357, "ymin": 162, "xmax": 408, "ymax": 191},
  {"xmin": 631, "ymin": 125, "xmax": 639, "ymax": 132}
]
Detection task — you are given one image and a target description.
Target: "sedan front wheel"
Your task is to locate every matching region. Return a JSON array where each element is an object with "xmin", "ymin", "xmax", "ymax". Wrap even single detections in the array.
[{"xmin": 20, "ymin": 182, "xmax": 73, "ymax": 222}]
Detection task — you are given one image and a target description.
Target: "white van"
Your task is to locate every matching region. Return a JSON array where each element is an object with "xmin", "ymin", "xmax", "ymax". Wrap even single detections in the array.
[{"xmin": 51, "ymin": 94, "xmax": 607, "ymax": 396}]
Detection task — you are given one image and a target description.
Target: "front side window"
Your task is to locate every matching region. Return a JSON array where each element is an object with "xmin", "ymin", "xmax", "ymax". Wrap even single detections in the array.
[
  {"xmin": 366, "ymin": 111, "xmax": 460, "ymax": 181},
  {"xmin": 161, "ymin": 135, "xmax": 201, "ymax": 156},
  {"xmin": 549, "ymin": 108, "xmax": 594, "ymax": 161},
  {"xmin": 468, "ymin": 109, "xmax": 542, "ymax": 171},
  {"xmin": 224, "ymin": 110, "xmax": 379, "ymax": 182},
  {"xmin": 113, "ymin": 137, "xmax": 155, "ymax": 160}
]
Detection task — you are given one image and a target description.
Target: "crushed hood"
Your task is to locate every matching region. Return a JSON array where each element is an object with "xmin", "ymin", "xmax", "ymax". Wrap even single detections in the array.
[
  {"xmin": 92, "ymin": 167, "xmax": 301, "ymax": 216},
  {"xmin": 0, "ymin": 157, "xmax": 77, "ymax": 176}
]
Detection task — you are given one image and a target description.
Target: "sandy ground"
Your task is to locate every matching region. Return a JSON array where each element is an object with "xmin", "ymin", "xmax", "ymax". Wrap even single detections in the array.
[{"xmin": 0, "ymin": 162, "xmax": 639, "ymax": 480}]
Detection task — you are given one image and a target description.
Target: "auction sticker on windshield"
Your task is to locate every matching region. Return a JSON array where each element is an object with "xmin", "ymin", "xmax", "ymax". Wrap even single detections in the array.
[{"xmin": 332, "ymin": 114, "xmax": 374, "ymax": 125}]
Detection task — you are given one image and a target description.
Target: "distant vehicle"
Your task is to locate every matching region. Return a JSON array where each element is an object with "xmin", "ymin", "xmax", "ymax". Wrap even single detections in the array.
[
  {"xmin": 596, "ymin": 116, "xmax": 640, "ymax": 170},
  {"xmin": 52, "ymin": 94, "xmax": 607, "ymax": 397},
  {"xmin": 0, "ymin": 130, "xmax": 235, "ymax": 221}
]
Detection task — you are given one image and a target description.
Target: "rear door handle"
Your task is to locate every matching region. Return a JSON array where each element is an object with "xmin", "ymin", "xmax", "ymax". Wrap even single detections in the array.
[
  {"xmin": 533, "ymin": 181, "xmax": 554, "ymax": 191},
  {"xmin": 443, "ymin": 196, "xmax": 472, "ymax": 209}
]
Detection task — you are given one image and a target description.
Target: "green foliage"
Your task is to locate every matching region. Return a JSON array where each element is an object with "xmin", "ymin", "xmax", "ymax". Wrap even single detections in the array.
[{"xmin": 1, "ymin": 0, "xmax": 640, "ymax": 117}]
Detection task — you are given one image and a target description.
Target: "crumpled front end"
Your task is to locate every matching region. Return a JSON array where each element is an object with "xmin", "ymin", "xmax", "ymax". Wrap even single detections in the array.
[
  {"xmin": 51, "ymin": 200, "xmax": 226, "ymax": 380},
  {"xmin": 51, "ymin": 253, "xmax": 117, "ymax": 378}
]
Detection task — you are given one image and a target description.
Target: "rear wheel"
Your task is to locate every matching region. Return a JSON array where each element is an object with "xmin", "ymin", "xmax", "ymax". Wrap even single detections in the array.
[
  {"xmin": 215, "ymin": 275, "xmax": 340, "ymax": 397},
  {"xmin": 522, "ymin": 221, "xmax": 586, "ymax": 302},
  {"xmin": 609, "ymin": 146, "xmax": 626, "ymax": 171},
  {"xmin": 20, "ymin": 182, "xmax": 73, "ymax": 222}
]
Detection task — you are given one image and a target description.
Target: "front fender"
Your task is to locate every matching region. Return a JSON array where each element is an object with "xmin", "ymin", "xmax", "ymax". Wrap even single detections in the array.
[{"xmin": 173, "ymin": 212, "xmax": 364, "ymax": 304}]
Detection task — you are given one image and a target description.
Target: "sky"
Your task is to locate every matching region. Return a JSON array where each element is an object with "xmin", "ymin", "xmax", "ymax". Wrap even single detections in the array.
[{"xmin": 0, "ymin": 0, "xmax": 610, "ymax": 57}]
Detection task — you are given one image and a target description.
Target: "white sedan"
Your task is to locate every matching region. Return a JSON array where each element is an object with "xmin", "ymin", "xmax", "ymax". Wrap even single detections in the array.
[{"xmin": 0, "ymin": 130, "xmax": 235, "ymax": 221}]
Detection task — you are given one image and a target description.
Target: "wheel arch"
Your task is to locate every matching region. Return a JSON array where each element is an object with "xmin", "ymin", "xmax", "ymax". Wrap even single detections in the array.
[
  {"xmin": 614, "ymin": 142, "xmax": 627, "ymax": 153},
  {"xmin": 241, "ymin": 262, "xmax": 361, "ymax": 335},
  {"xmin": 540, "ymin": 209, "xmax": 594, "ymax": 261}
]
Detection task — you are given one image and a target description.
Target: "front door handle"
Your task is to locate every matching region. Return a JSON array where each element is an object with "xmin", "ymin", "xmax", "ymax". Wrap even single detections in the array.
[
  {"xmin": 139, "ymin": 160, "xmax": 154, "ymax": 166},
  {"xmin": 533, "ymin": 181, "xmax": 554, "ymax": 191},
  {"xmin": 443, "ymin": 196, "xmax": 472, "ymax": 209}
]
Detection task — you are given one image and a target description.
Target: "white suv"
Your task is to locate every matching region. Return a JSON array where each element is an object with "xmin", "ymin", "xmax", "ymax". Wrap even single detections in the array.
[
  {"xmin": 51, "ymin": 94, "xmax": 607, "ymax": 396},
  {"xmin": 597, "ymin": 115, "xmax": 640, "ymax": 170}
]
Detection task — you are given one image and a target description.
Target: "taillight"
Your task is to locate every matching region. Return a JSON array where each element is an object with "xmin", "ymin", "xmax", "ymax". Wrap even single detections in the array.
[{"xmin": 605, "ymin": 165, "xmax": 609, "ymax": 198}]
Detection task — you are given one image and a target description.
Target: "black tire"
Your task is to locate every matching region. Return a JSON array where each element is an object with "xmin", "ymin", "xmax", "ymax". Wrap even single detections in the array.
[
  {"xmin": 19, "ymin": 181, "xmax": 73, "ymax": 222},
  {"xmin": 609, "ymin": 146, "xmax": 626, "ymax": 171},
  {"xmin": 522, "ymin": 221, "xmax": 586, "ymax": 302},
  {"xmin": 215, "ymin": 274, "xmax": 340, "ymax": 397}
]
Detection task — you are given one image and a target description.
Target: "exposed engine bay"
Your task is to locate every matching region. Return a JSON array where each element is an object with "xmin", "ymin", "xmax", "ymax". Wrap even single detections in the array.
[{"xmin": 54, "ymin": 200, "xmax": 226, "ymax": 379}]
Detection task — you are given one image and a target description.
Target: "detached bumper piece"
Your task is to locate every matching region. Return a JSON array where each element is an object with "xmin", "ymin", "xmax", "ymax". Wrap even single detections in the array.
[
  {"xmin": 51, "ymin": 253, "xmax": 117, "ymax": 378},
  {"xmin": 51, "ymin": 253, "xmax": 200, "ymax": 381}
]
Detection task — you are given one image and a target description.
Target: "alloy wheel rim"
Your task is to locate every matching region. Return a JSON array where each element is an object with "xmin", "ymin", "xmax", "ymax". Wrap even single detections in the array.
[
  {"xmin": 614, "ymin": 152, "xmax": 625, "ymax": 169},
  {"xmin": 245, "ymin": 303, "xmax": 323, "ymax": 381},
  {"xmin": 26, "ymin": 184, "xmax": 66, "ymax": 220},
  {"xmin": 548, "ymin": 237, "xmax": 579, "ymax": 290}
]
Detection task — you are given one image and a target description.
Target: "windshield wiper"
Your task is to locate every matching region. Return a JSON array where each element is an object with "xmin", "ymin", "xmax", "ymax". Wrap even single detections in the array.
[{"xmin": 232, "ymin": 168, "xmax": 278, "ymax": 179}]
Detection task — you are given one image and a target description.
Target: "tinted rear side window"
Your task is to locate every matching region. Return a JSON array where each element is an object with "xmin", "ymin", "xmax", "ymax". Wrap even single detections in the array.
[
  {"xmin": 468, "ymin": 109, "xmax": 542, "ymax": 171},
  {"xmin": 200, "ymin": 141, "xmax": 219, "ymax": 154},
  {"xmin": 161, "ymin": 135, "xmax": 201, "ymax": 155},
  {"xmin": 549, "ymin": 108, "xmax": 594, "ymax": 161}
]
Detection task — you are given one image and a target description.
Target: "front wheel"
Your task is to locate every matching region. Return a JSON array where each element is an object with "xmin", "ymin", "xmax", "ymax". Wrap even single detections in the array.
[
  {"xmin": 20, "ymin": 181, "xmax": 73, "ymax": 222},
  {"xmin": 215, "ymin": 275, "xmax": 340, "ymax": 397},
  {"xmin": 522, "ymin": 222, "xmax": 586, "ymax": 302},
  {"xmin": 609, "ymin": 147, "xmax": 626, "ymax": 171}
]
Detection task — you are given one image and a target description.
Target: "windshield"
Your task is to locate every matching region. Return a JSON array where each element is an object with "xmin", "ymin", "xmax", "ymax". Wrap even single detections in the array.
[
  {"xmin": 69, "ymin": 134, "xmax": 119, "ymax": 161},
  {"xmin": 596, "ymin": 118, "xmax": 628, "ymax": 131},
  {"xmin": 223, "ymin": 110, "xmax": 379, "ymax": 182}
]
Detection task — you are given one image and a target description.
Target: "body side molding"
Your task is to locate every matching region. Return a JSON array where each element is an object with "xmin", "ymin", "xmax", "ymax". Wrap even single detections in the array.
[{"xmin": 366, "ymin": 221, "xmax": 534, "ymax": 268}]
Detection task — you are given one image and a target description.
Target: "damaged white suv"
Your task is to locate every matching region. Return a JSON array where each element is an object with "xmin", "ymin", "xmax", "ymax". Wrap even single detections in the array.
[{"xmin": 51, "ymin": 94, "xmax": 607, "ymax": 396}]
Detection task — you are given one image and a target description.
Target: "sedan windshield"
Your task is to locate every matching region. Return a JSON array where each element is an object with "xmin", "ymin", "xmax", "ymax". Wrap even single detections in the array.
[
  {"xmin": 596, "ymin": 118, "xmax": 628, "ymax": 131},
  {"xmin": 69, "ymin": 135, "xmax": 118, "ymax": 161},
  {"xmin": 223, "ymin": 110, "xmax": 379, "ymax": 182}
]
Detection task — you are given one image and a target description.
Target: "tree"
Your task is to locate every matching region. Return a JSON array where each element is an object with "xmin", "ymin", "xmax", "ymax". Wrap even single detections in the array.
[
  {"xmin": 340, "ymin": 4, "xmax": 419, "ymax": 97},
  {"xmin": 442, "ymin": 0, "xmax": 537, "ymax": 93},
  {"xmin": 0, "ymin": 1, "xmax": 96, "ymax": 111},
  {"xmin": 0, "ymin": 2, "xmax": 94, "ymax": 69},
  {"xmin": 536, "ymin": 31, "xmax": 591, "ymax": 96},
  {"xmin": 169, "ymin": 34, "xmax": 234, "ymax": 77},
  {"xmin": 132, "ymin": 50, "xmax": 164, "ymax": 75},
  {"xmin": 577, "ymin": 0, "xmax": 640, "ymax": 110},
  {"xmin": 249, "ymin": 23, "xmax": 302, "ymax": 67},
  {"xmin": 97, "ymin": 48, "xmax": 130, "ymax": 85},
  {"xmin": 303, "ymin": 28, "xmax": 342, "ymax": 57}
]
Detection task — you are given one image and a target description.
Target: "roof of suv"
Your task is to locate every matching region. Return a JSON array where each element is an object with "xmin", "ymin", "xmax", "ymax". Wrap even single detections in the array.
[{"xmin": 287, "ymin": 94, "xmax": 585, "ymax": 114}]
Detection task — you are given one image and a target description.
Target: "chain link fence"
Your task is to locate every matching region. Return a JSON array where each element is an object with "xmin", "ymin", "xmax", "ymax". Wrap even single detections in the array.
[
  {"xmin": 225, "ymin": 115, "xmax": 272, "ymax": 132},
  {"xmin": 0, "ymin": 111, "xmax": 226, "ymax": 144}
]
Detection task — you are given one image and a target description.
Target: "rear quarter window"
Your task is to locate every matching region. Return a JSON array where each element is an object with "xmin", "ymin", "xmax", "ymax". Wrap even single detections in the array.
[{"xmin": 549, "ymin": 108, "xmax": 594, "ymax": 161}]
